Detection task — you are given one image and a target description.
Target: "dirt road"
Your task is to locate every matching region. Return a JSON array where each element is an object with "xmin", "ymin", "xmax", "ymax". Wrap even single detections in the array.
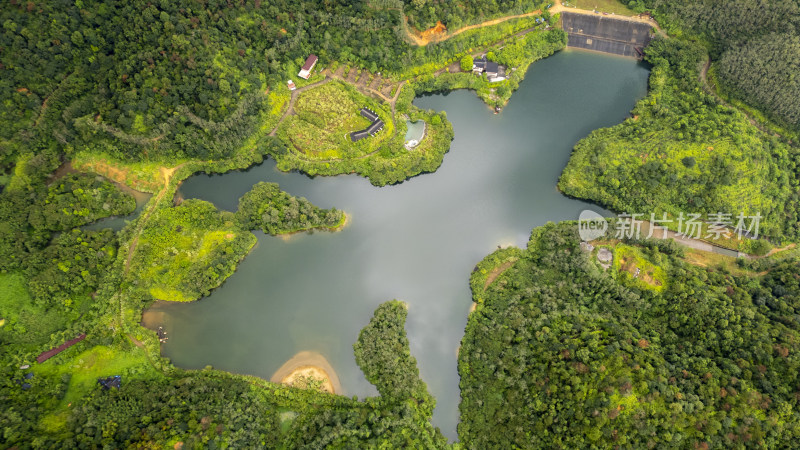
[{"xmin": 401, "ymin": 0, "xmax": 663, "ymax": 46}]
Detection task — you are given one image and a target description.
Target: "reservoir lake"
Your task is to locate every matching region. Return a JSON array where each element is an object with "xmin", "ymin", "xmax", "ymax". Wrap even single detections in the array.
[{"xmin": 144, "ymin": 49, "xmax": 650, "ymax": 438}]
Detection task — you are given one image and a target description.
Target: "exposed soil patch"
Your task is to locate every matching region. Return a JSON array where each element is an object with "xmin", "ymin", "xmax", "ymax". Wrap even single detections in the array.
[
  {"xmin": 415, "ymin": 20, "xmax": 447, "ymax": 43},
  {"xmin": 484, "ymin": 260, "xmax": 517, "ymax": 290},
  {"xmin": 333, "ymin": 65, "xmax": 346, "ymax": 78},
  {"xmin": 356, "ymin": 71, "xmax": 370, "ymax": 88},
  {"xmin": 369, "ymin": 74, "xmax": 383, "ymax": 91},
  {"xmin": 346, "ymin": 68, "xmax": 359, "ymax": 83},
  {"xmin": 380, "ymin": 82, "xmax": 394, "ymax": 97},
  {"xmin": 619, "ymin": 255, "xmax": 661, "ymax": 287}
]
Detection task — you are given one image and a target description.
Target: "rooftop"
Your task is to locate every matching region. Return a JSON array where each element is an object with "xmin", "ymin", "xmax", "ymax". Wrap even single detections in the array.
[
  {"xmin": 301, "ymin": 54, "xmax": 318, "ymax": 72},
  {"xmin": 360, "ymin": 107, "xmax": 379, "ymax": 122},
  {"xmin": 350, "ymin": 107, "xmax": 384, "ymax": 142}
]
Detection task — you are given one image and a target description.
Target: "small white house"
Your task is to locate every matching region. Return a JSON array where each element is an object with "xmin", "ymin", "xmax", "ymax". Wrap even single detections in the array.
[{"xmin": 298, "ymin": 54, "xmax": 318, "ymax": 80}]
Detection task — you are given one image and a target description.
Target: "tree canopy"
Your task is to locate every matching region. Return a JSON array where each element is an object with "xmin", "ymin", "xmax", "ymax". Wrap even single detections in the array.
[{"xmin": 459, "ymin": 221, "xmax": 800, "ymax": 448}]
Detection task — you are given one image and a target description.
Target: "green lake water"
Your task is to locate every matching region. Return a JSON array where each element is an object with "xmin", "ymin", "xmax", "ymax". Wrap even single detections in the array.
[
  {"xmin": 145, "ymin": 49, "xmax": 650, "ymax": 439},
  {"xmin": 404, "ymin": 119, "xmax": 425, "ymax": 144}
]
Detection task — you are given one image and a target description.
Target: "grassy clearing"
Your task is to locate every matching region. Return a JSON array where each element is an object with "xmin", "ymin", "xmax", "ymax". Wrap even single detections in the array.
[
  {"xmin": 469, "ymin": 247, "xmax": 525, "ymax": 301},
  {"xmin": 265, "ymin": 86, "xmax": 291, "ymax": 128},
  {"xmin": 36, "ymin": 345, "xmax": 160, "ymax": 406},
  {"xmin": 566, "ymin": 0, "xmax": 637, "ymax": 16},
  {"xmin": 612, "ymin": 244, "xmax": 668, "ymax": 291},
  {"xmin": 0, "ymin": 272, "xmax": 33, "ymax": 324},
  {"xmin": 281, "ymin": 81, "xmax": 393, "ymax": 160},
  {"xmin": 681, "ymin": 248, "xmax": 752, "ymax": 276},
  {"xmin": 128, "ymin": 200, "xmax": 256, "ymax": 302},
  {"xmin": 35, "ymin": 345, "xmax": 163, "ymax": 432},
  {"xmin": 0, "ymin": 273, "xmax": 71, "ymax": 348},
  {"xmin": 71, "ymin": 152, "xmax": 175, "ymax": 193}
]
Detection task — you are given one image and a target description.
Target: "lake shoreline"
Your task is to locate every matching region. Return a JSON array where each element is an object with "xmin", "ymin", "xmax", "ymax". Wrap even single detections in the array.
[
  {"xmin": 163, "ymin": 51, "xmax": 652, "ymax": 439},
  {"xmin": 270, "ymin": 351, "xmax": 342, "ymax": 394},
  {"xmin": 277, "ymin": 212, "xmax": 350, "ymax": 241}
]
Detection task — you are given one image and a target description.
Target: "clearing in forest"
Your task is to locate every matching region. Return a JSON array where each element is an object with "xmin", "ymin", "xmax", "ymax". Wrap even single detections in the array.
[
  {"xmin": 483, "ymin": 260, "xmax": 517, "ymax": 290},
  {"xmin": 611, "ymin": 244, "xmax": 667, "ymax": 291},
  {"xmin": 127, "ymin": 200, "xmax": 256, "ymax": 302},
  {"xmin": 567, "ymin": 0, "xmax": 637, "ymax": 16},
  {"xmin": 278, "ymin": 81, "xmax": 393, "ymax": 160}
]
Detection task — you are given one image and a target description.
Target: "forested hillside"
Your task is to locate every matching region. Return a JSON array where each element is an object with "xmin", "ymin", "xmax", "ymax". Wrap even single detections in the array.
[
  {"xmin": 1, "ymin": 0, "xmax": 408, "ymax": 162},
  {"xmin": 460, "ymin": 222, "xmax": 800, "ymax": 448},
  {"xmin": 560, "ymin": 38, "xmax": 800, "ymax": 241},
  {"xmin": 626, "ymin": 0, "xmax": 800, "ymax": 131},
  {"xmin": 403, "ymin": 0, "xmax": 540, "ymax": 30},
  {"xmin": 0, "ymin": 0, "xmax": 550, "ymax": 171},
  {"xmin": 2, "ymin": 301, "xmax": 445, "ymax": 447},
  {"xmin": 235, "ymin": 182, "xmax": 345, "ymax": 235},
  {"xmin": 716, "ymin": 33, "xmax": 800, "ymax": 131}
]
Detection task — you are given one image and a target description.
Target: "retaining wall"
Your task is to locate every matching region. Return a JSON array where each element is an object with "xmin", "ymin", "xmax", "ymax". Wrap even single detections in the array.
[{"xmin": 561, "ymin": 12, "xmax": 653, "ymax": 58}]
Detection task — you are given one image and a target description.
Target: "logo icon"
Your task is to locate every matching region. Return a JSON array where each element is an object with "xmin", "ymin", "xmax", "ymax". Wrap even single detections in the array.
[{"xmin": 578, "ymin": 210, "xmax": 607, "ymax": 241}]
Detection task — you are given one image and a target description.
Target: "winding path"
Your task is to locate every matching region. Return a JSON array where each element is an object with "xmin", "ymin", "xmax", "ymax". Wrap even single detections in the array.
[
  {"xmin": 268, "ymin": 78, "xmax": 333, "ymax": 136},
  {"xmin": 396, "ymin": 0, "xmax": 663, "ymax": 46},
  {"xmin": 268, "ymin": 71, "xmax": 408, "ymax": 165},
  {"xmin": 698, "ymin": 57, "xmax": 784, "ymax": 139},
  {"xmin": 123, "ymin": 164, "xmax": 186, "ymax": 275},
  {"xmin": 404, "ymin": 10, "xmax": 542, "ymax": 46}
]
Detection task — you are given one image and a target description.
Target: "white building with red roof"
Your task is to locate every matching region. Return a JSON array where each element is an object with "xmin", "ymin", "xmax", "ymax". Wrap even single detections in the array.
[{"xmin": 298, "ymin": 54, "xmax": 318, "ymax": 80}]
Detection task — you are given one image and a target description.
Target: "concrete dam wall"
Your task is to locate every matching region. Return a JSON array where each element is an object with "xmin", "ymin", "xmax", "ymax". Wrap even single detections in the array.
[{"xmin": 561, "ymin": 12, "xmax": 653, "ymax": 58}]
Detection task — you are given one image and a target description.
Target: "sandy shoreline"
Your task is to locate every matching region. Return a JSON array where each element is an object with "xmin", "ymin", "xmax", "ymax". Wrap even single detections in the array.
[{"xmin": 270, "ymin": 351, "xmax": 341, "ymax": 394}]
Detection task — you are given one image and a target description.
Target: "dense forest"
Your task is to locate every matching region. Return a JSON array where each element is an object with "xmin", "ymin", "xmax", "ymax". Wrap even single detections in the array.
[
  {"xmin": 353, "ymin": 301, "xmax": 436, "ymax": 417},
  {"xmin": 625, "ymin": 0, "xmax": 800, "ymax": 131},
  {"xmin": 459, "ymin": 221, "xmax": 800, "ymax": 448},
  {"xmin": 716, "ymin": 33, "xmax": 800, "ymax": 130},
  {"xmin": 0, "ymin": 171, "xmax": 133, "ymax": 359},
  {"xmin": 0, "ymin": 0, "xmax": 410, "ymax": 162},
  {"xmin": 235, "ymin": 182, "xmax": 344, "ymax": 235},
  {"xmin": 0, "ymin": 172, "xmax": 134, "ymax": 271}
]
